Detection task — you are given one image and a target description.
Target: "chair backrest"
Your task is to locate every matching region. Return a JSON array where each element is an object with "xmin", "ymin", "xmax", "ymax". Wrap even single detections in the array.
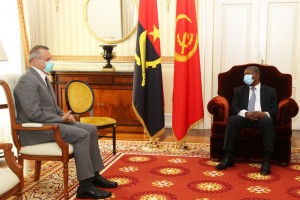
[
  {"xmin": 65, "ymin": 80, "xmax": 94, "ymax": 114},
  {"xmin": 0, "ymin": 78, "xmax": 22, "ymax": 154},
  {"xmin": 218, "ymin": 63, "xmax": 292, "ymax": 106},
  {"xmin": 0, "ymin": 74, "xmax": 21, "ymax": 106}
]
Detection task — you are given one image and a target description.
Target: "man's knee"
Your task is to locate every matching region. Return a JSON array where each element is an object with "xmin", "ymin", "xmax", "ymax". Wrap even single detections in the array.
[
  {"xmin": 228, "ymin": 115, "xmax": 243, "ymax": 124},
  {"xmin": 259, "ymin": 117, "xmax": 274, "ymax": 126},
  {"xmin": 80, "ymin": 130, "xmax": 90, "ymax": 140},
  {"xmin": 83, "ymin": 124, "xmax": 98, "ymax": 138},
  {"xmin": 88, "ymin": 125, "xmax": 98, "ymax": 135}
]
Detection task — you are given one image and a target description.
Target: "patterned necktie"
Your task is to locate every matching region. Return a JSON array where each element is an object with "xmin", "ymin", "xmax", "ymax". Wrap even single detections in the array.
[{"xmin": 247, "ymin": 86, "xmax": 256, "ymax": 112}]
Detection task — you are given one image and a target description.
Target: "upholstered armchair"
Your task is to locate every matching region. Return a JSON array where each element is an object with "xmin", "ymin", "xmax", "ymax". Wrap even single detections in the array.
[
  {"xmin": 0, "ymin": 143, "xmax": 23, "ymax": 199},
  {"xmin": 0, "ymin": 76, "xmax": 74, "ymax": 199},
  {"xmin": 207, "ymin": 63, "xmax": 299, "ymax": 165}
]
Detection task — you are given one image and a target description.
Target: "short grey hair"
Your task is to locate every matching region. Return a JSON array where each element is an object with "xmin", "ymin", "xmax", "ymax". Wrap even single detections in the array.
[{"xmin": 28, "ymin": 45, "xmax": 49, "ymax": 62}]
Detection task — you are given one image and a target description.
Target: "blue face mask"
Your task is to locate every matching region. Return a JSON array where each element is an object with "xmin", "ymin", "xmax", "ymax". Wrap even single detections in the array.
[
  {"xmin": 44, "ymin": 61, "xmax": 54, "ymax": 73},
  {"xmin": 243, "ymin": 74, "xmax": 254, "ymax": 85}
]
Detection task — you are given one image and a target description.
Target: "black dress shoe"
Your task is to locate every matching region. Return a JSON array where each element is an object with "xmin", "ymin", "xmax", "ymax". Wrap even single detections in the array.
[
  {"xmin": 261, "ymin": 161, "xmax": 271, "ymax": 175},
  {"xmin": 215, "ymin": 157, "xmax": 234, "ymax": 170},
  {"xmin": 76, "ymin": 185, "xmax": 112, "ymax": 199},
  {"xmin": 92, "ymin": 175, "xmax": 118, "ymax": 188}
]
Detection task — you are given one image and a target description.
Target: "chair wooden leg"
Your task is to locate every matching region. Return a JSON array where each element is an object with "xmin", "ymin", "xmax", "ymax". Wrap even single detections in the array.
[
  {"xmin": 63, "ymin": 162, "xmax": 69, "ymax": 199},
  {"xmin": 34, "ymin": 160, "xmax": 41, "ymax": 181},
  {"xmin": 18, "ymin": 156, "xmax": 24, "ymax": 167},
  {"xmin": 16, "ymin": 190, "xmax": 23, "ymax": 200},
  {"xmin": 112, "ymin": 126, "xmax": 116, "ymax": 155}
]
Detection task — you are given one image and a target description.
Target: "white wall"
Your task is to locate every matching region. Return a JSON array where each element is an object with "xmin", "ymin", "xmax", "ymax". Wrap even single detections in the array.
[
  {"xmin": 0, "ymin": 0, "xmax": 23, "ymax": 140},
  {"xmin": 0, "ymin": 1, "xmax": 24, "ymax": 74}
]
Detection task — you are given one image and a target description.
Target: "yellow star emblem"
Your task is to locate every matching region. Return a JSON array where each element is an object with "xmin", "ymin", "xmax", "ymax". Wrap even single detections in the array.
[{"xmin": 148, "ymin": 24, "xmax": 160, "ymax": 42}]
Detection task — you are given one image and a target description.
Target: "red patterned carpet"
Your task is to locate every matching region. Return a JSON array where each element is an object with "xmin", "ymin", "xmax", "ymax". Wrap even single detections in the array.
[
  {"xmin": 7, "ymin": 140, "xmax": 300, "ymax": 200},
  {"xmin": 72, "ymin": 153, "xmax": 300, "ymax": 200}
]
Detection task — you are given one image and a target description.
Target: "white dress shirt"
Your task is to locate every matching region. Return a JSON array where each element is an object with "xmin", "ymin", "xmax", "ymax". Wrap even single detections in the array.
[
  {"xmin": 238, "ymin": 83, "xmax": 270, "ymax": 118},
  {"xmin": 31, "ymin": 66, "xmax": 47, "ymax": 85}
]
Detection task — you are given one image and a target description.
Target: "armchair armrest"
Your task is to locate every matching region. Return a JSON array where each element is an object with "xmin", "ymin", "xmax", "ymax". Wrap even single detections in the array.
[
  {"xmin": 21, "ymin": 123, "xmax": 43, "ymax": 128},
  {"xmin": 11, "ymin": 124, "xmax": 70, "ymax": 160},
  {"xmin": 277, "ymin": 98, "xmax": 299, "ymax": 126},
  {"xmin": 0, "ymin": 143, "xmax": 23, "ymax": 187},
  {"xmin": 207, "ymin": 96, "xmax": 230, "ymax": 122}
]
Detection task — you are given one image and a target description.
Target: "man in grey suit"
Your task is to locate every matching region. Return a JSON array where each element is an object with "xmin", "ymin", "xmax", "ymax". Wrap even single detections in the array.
[
  {"xmin": 215, "ymin": 66, "xmax": 278, "ymax": 175},
  {"xmin": 14, "ymin": 45, "xmax": 118, "ymax": 199}
]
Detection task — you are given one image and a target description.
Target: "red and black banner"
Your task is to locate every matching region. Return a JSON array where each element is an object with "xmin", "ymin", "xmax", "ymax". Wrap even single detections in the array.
[
  {"xmin": 172, "ymin": 0, "xmax": 204, "ymax": 142},
  {"xmin": 132, "ymin": 0, "xmax": 165, "ymax": 140}
]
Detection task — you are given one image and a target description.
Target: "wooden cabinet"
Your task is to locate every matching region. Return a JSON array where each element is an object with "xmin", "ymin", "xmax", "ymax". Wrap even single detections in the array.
[{"xmin": 54, "ymin": 71, "xmax": 143, "ymax": 134}]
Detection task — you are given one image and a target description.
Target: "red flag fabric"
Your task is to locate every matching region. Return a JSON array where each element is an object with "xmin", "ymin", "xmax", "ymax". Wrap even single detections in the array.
[
  {"xmin": 132, "ymin": 0, "xmax": 165, "ymax": 140},
  {"xmin": 172, "ymin": 0, "xmax": 204, "ymax": 142}
]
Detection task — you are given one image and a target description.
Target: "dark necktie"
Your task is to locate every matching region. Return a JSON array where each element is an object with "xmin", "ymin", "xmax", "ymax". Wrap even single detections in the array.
[
  {"xmin": 247, "ymin": 86, "xmax": 256, "ymax": 112},
  {"xmin": 45, "ymin": 76, "xmax": 57, "ymax": 102},
  {"xmin": 45, "ymin": 76, "xmax": 58, "ymax": 112},
  {"xmin": 45, "ymin": 77, "xmax": 53, "ymax": 93}
]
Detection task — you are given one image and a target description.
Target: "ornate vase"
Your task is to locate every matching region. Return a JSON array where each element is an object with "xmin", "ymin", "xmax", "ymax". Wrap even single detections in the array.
[{"xmin": 100, "ymin": 45, "xmax": 117, "ymax": 71}]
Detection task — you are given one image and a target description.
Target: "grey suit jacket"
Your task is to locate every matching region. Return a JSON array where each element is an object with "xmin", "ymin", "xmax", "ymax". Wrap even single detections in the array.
[{"xmin": 14, "ymin": 67, "xmax": 65, "ymax": 146}]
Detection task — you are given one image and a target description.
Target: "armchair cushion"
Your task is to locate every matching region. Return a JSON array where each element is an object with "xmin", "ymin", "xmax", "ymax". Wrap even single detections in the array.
[
  {"xmin": 0, "ymin": 168, "xmax": 20, "ymax": 195},
  {"xmin": 80, "ymin": 117, "xmax": 116, "ymax": 126},
  {"xmin": 0, "ymin": 143, "xmax": 23, "ymax": 199},
  {"xmin": 20, "ymin": 142, "xmax": 74, "ymax": 156}
]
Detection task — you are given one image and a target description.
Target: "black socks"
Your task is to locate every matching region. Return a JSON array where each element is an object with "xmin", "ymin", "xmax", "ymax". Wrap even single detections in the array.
[
  {"xmin": 79, "ymin": 171, "xmax": 101, "ymax": 188},
  {"xmin": 79, "ymin": 177, "xmax": 92, "ymax": 188},
  {"xmin": 94, "ymin": 171, "xmax": 100, "ymax": 178}
]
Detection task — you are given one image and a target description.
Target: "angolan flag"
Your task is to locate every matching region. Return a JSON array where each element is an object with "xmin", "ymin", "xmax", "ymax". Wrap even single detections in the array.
[{"xmin": 132, "ymin": 0, "xmax": 165, "ymax": 140}]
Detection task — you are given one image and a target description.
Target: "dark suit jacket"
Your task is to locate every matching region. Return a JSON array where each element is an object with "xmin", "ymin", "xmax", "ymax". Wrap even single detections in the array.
[{"xmin": 231, "ymin": 84, "xmax": 278, "ymax": 120}]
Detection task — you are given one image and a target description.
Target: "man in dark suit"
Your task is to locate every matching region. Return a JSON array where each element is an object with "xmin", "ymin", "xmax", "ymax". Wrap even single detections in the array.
[
  {"xmin": 216, "ymin": 66, "xmax": 278, "ymax": 175},
  {"xmin": 14, "ymin": 45, "xmax": 118, "ymax": 199}
]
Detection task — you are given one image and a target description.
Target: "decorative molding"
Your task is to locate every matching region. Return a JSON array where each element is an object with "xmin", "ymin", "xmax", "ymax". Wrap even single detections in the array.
[
  {"xmin": 52, "ymin": 55, "xmax": 175, "ymax": 63},
  {"xmin": 17, "ymin": 0, "xmax": 29, "ymax": 68},
  {"xmin": 53, "ymin": 60, "xmax": 175, "ymax": 71},
  {"xmin": 53, "ymin": 61, "xmax": 134, "ymax": 72},
  {"xmin": 164, "ymin": 114, "xmax": 172, "ymax": 128},
  {"xmin": 52, "ymin": 55, "xmax": 134, "ymax": 62}
]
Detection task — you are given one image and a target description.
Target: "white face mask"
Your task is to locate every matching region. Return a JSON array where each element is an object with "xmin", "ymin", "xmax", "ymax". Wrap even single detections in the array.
[{"xmin": 243, "ymin": 74, "xmax": 254, "ymax": 85}]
